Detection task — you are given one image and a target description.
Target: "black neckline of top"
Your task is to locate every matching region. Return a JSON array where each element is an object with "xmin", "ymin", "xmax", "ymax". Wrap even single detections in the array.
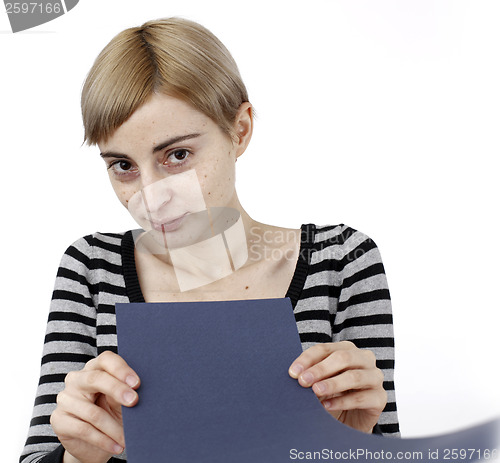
[{"xmin": 121, "ymin": 223, "xmax": 316, "ymax": 308}]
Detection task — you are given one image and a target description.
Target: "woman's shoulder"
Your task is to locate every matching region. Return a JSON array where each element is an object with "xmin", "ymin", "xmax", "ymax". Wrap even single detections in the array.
[
  {"xmin": 307, "ymin": 223, "xmax": 378, "ymax": 250},
  {"xmin": 305, "ymin": 223, "xmax": 388, "ymax": 287},
  {"xmin": 304, "ymin": 223, "xmax": 385, "ymax": 269},
  {"xmin": 61, "ymin": 230, "xmax": 135, "ymax": 260}
]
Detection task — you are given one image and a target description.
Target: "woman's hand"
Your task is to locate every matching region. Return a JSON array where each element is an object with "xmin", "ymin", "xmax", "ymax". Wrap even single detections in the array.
[
  {"xmin": 50, "ymin": 351, "xmax": 140, "ymax": 463},
  {"xmin": 288, "ymin": 341, "xmax": 387, "ymax": 433}
]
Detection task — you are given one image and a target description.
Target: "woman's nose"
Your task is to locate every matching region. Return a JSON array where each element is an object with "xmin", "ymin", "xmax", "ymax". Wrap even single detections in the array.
[
  {"xmin": 140, "ymin": 165, "xmax": 167, "ymax": 190},
  {"xmin": 140, "ymin": 176, "xmax": 174, "ymax": 216}
]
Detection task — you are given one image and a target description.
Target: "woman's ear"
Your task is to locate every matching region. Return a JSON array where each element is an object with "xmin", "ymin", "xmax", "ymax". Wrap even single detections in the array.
[{"xmin": 232, "ymin": 102, "xmax": 253, "ymax": 159}]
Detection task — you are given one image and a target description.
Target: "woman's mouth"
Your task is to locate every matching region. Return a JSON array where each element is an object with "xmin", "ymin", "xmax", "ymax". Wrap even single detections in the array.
[{"xmin": 150, "ymin": 213, "xmax": 188, "ymax": 232}]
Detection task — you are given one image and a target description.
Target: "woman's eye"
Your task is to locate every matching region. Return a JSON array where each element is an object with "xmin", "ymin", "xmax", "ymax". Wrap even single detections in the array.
[
  {"xmin": 116, "ymin": 160, "xmax": 132, "ymax": 171},
  {"xmin": 166, "ymin": 149, "xmax": 190, "ymax": 166},
  {"xmin": 108, "ymin": 160, "xmax": 137, "ymax": 177}
]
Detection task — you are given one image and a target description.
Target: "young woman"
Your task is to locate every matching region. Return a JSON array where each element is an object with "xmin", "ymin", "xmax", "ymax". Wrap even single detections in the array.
[{"xmin": 20, "ymin": 17, "xmax": 399, "ymax": 463}]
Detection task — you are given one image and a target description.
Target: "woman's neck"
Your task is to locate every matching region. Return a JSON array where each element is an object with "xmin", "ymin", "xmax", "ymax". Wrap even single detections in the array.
[{"xmin": 134, "ymin": 190, "xmax": 297, "ymax": 275}]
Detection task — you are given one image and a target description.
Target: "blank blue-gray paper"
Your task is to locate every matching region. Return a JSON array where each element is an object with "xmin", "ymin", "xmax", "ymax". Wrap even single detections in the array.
[{"xmin": 115, "ymin": 299, "xmax": 499, "ymax": 463}]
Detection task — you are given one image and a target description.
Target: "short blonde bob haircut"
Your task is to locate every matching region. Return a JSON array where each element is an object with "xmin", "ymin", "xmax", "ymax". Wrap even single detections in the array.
[{"xmin": 81, "ymin": 17, "xmax": 250, "ymax": 145}]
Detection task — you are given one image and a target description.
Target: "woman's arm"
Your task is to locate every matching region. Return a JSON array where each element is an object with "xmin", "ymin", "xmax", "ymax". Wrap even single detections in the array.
[
  {"xmin": 289, "ymin": 226, "xmax": 400, "ymax": 436},
  {"xmin": 20, "ymin": 236, "xmax": 138, "ymax": 463},
  {"xmin": 20, "ymin": 237, "xmax": 97, "ymax": 463}
]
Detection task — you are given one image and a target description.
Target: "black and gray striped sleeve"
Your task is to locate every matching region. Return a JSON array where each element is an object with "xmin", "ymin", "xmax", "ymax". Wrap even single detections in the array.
[
  {"xmin": 332, "ymin": 226, "xmax": 399, "ymax": 436},
  {"xmin": 20, "ymin": 236, "xmax": 99, "ymax": 463},
  {"xmin": 294, "ymin": 224, "xmax": 400, "ymax": 436}
]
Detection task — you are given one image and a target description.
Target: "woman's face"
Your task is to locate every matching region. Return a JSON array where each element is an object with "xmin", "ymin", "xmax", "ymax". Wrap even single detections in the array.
[{"xmin": 98, "ymin": 93, "xmax": 252, "ymax": 248}]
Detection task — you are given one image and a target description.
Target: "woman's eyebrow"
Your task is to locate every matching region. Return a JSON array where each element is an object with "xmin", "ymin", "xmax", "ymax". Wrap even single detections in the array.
[
  {"xmin": 100, "ymin": 152, "xmax": 131, "ymax": 160},
  {"xmin": 152, "ymin": 132, "xmax": 202, "ymax": 153},
  {"xmin": 100, "ymin": 132, "xmax": 203, "ymax": 159}
]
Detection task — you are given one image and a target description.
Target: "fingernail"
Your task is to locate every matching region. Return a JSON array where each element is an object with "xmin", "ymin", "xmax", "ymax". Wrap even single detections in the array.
[
  {"xmin": 123, "ymin": 391, "xmax": 136, "ymax": 405},
  {"xmin": 126, "ymin": 375, "xmax": 138, "ymax": 388},
  {"xmin": 323, "ymin": 400, "xmax": 331, "ymax": 409},
  {"xmin": 289, "ymin": 364, "xmax": 304, "ymax": 377},
  {"xmin": 300, "ymin": 371, "xmax": 314, "ymax": 385},
  {"xmin": 314, "ymin": 382, "xmax": 326, "ymax": 394},
  {"xmin": 113, "ymin": 444, "xmax": 124, "ymax": 454}
]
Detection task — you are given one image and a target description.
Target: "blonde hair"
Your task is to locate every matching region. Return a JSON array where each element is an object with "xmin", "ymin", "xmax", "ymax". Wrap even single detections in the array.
[{"xmin": 81, "ymin": 17, "xmax": 249, "ymax": 145}]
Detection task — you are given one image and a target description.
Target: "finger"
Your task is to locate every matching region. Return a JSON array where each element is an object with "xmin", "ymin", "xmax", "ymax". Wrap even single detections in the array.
[
  {"xmin": 288, "ymin": 341, "xmax": 356, "ymax": 378},
  {"xmin": 321, "ymin": 388, "xmax": 387, "ymax": 414},
  {"xmin": 85, "ymin": 351, "xmax": 140, "ymax": 389},
  {"xmin": 311, "ymin": 368, "xmax": 384, "ymax": 400},
  {"xmin": 65, "ymin": 369, "xmax": 139, "ymax": 408},
  {"xmin": 96, "ymin": 392, "xmax": 123, "ymax": 421},
  {"xmin": 51, "ymin": 408, "xmax": 124, "ymax": 456},
  {"xmin": 296, "ymin": 347, "xmax": 377, "ymax": 388},
  {"xmin": 56, "ymin": 392, "xmax": 125, "ymax": 447}
]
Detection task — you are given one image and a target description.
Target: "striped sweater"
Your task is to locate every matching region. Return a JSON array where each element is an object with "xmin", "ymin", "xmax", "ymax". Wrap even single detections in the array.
[{"xmin": 20, "ymin": 224, "xmax": 400, "ymax": 463}]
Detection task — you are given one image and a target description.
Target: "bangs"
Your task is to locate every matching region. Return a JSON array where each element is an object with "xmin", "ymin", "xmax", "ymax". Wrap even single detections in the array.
[
  {"xmin": 81, "ymin": 18, "xmax": 249, "ymax": 146},
  {"xmin": 81, "ymin": 30, "xmax": 158, "ymax": 145}
]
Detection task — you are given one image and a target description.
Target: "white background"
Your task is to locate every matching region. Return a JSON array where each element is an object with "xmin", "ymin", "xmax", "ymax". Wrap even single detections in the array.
[{"xmin": 1, "ymin": 0, "xmax": 499, "ymax": 460}]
